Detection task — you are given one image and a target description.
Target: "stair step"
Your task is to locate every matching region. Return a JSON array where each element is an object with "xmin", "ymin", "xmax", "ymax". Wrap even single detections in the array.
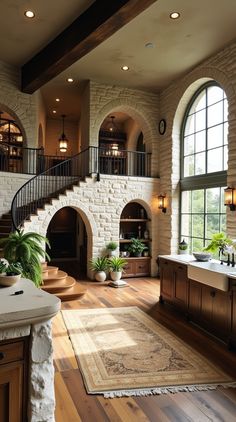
[
  {"xmin": 42, "ymin": 270, "xmax": 67, "ymax": 283},
  {"xmin": 0, "ymin": 233, "xmax": 8, "ymax": 239},
  {"xmin": 0, "ymin": 226, "xmax": 11, "ymax": 233},
  {"xmin": 55, "ymin": 283, "xmax": 87, "ymax": 302},
  {"xmin": 0, "ymin": 220, "xmax": 12, "ymax": 227},
  {"xmin": 42, "ymin": 266, "xmax": 59, "ymax": 276},
  {"xmin": 41, "ymin": 276, "xmax": 76, "ymax": 292}
]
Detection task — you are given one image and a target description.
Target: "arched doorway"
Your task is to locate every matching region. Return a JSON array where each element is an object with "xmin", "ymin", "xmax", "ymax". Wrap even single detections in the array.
[{"xmin": 46, "ymin": 206, "xmax": 87, "ymax": 278}]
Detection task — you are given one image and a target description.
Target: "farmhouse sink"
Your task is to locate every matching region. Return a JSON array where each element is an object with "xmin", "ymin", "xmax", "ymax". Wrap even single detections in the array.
[{"xmin": 187, "ymin": 261, "xmax": 236, "ymax": 291}]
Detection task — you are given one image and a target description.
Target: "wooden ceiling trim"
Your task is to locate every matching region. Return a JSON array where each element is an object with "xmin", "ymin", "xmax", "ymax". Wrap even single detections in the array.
[{"xmin": 21, "ymin": 0, "xmax": 157, "ymax": 94}]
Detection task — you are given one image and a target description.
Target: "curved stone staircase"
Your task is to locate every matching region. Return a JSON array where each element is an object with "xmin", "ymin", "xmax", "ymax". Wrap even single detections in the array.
[{"xmin": 41, "ymin": 262, "xmax": 87, "ymax": 301}]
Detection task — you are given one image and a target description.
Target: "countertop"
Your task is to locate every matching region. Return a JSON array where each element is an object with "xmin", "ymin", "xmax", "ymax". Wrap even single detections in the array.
[{"xmin": 0, "ymin": 278, "xmax": 61, "ymax": 329}]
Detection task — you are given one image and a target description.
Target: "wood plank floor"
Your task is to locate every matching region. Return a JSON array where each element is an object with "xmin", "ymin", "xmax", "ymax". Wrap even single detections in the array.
[{"xmin": 52, "ymin": 278, "xmax": 236, "ymax": 422}]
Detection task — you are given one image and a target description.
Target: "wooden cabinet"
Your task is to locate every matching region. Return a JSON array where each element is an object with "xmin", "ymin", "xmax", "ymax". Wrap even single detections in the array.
[
  {"xmin": 229, "ymin": 278, "xmax": 236, "ymax": 350},
  {"xmin": 123, "ymin": 257, "xmax": 151, "ymax": 278},
  {"xmin": 188, "ymin": 280, "xmax": 232, "ymax": 342},
  {"xmin": 0, "ymin": 337, "xmax": 29, "ymax": 422},
  {"xmin": 159, "ymin": 258, "xmax": 188, "ymax": 310}
]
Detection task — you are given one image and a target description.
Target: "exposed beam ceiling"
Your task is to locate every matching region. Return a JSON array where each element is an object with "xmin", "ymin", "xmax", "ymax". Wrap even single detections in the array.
[{"xmin": 21, "ymin": 0, "xmax": 157, "ymax": 94}]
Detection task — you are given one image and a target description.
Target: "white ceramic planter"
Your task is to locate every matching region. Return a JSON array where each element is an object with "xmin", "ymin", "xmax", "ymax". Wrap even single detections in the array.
[
  {"xmin": 0, "ymin": 273, "xmax": 21, "ymax": 286},
  {"xmin": 95, "ymin": 271, "xmax": 106, "ymax": 282},
  {"xmin": 110, "ymin": 271, "xmax": 122, "ymax": 281}
]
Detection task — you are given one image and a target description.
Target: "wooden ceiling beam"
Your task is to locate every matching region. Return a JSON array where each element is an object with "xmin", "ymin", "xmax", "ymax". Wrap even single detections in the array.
[{"xmin": 21, "ymin": 0, "xmax": 157, "ymax": 94}]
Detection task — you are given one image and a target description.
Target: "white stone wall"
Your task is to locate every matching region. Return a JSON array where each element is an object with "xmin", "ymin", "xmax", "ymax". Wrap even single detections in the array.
[
  {"xmin": 0, "ymin": 60, "xmax": 38, "ymax": 147},
  {"xmin": 159, "ymin": 39, "xmax": 236, "ymax": 254},
  {"xmin": 23, "ymin": 174, "xmax": 160, "ymax": 277},
  {"xmin": 0, "ymin": 172, "xmax": 32, "ymax": 217}
]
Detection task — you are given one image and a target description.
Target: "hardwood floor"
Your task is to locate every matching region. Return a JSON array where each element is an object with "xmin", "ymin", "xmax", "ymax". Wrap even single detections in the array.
[{"xmin": 53, "ymin": 278, "xmax": 236, "ymax": 422}]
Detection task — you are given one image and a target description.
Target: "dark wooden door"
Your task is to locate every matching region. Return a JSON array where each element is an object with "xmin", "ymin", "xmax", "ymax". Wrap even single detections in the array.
[
  {"xmin": 188, "ymin": 280, "xmax": 202, "ymax": 321},
  {"xmin": 212, "ymin": 290, "xmax": 231, "ymax": 340}
]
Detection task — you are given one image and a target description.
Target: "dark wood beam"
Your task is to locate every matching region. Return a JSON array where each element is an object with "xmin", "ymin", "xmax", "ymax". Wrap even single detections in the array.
[{"xmin": 21, "ymin": 0, "xmax": 157, "ymax": 94}]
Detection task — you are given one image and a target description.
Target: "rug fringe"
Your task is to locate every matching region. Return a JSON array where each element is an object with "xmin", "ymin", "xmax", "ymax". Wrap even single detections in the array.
[{"xmin": 103, "ymin": 382, "xmax": 236, "ymax": 398}]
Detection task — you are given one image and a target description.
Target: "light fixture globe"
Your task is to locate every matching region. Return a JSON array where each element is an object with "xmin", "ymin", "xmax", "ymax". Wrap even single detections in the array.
[{"xmin": 58, "ymin": 114, "xmax": 68, "ymax": 153}]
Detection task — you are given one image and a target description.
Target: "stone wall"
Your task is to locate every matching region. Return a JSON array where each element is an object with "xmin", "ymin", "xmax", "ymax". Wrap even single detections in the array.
[
  {"xmin": 0, "ymin": 60, "xmax": 38, "ymax": 147},
  {"xmin": 159, "ymin": 38, "xmax": 236, "ymax": 254},
  {"xmin": 0, "ymin": 172, "xmax": 32, "ymax": 216},
  {"xmin": 23, "ymin": 174, "xmax": 160, "ymax": 277}
]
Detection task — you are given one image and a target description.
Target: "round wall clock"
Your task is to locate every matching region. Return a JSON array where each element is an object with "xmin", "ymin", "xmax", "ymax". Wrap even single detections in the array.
[{"xmin": 159, "ymin": 119, "xmax": 166, "ymax": 135}]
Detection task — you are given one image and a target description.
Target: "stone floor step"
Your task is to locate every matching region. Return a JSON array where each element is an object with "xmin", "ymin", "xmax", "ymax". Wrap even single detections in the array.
[
  {"xmin": 41, "ymin": 276, "xmax": 76, "ymax": 292},
  {"xmin": 55, "ymin": 282, "xmax": 87, "ymax": 301}
]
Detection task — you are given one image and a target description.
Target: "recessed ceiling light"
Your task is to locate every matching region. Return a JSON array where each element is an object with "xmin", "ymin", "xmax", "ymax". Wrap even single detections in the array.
[
  {"xmin": 121, "ymin": 65, "xmax": 129, "ymax": 71},
  {"xmin": 24, "ymin": 10, "xmax": 35, "ymax": 18},
  {"xmin": 55, "ymin": 98, "xmax": 60, "ymax": 102},
  {"xmin": 67, "ymin": 78, "xmax": 74, "ymax": 83},
  {"xmin": 170, "ymin": 12, "xmax": 180, "ymax": 19},
  {"xmin": 52, "ymin": 110, "xmax": 57, "ymax": 114}
]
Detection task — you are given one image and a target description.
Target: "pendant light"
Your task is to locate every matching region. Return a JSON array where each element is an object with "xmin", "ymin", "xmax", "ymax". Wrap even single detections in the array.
[{"xmin": 58, "ymin": 114, "xmax": 68, "ymax": 153}]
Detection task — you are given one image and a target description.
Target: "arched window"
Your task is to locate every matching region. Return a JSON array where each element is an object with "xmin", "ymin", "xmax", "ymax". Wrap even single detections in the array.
[{"xmin": 180, "ymin": 82, "xmax": 228, "ymax": 252}]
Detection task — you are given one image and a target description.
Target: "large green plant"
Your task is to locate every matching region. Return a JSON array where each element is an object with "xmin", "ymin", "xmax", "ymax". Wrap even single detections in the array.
[
  {"xmin": 127, "ymin": 238, "xmax": 148, "ymax": 256},
  {"xmin": 204, "ymin": 232, "xmax": 232, "ymax": 254},
  {"xmin": 0, "ymin": 230, "xmax": 50, "ymax": 287}
]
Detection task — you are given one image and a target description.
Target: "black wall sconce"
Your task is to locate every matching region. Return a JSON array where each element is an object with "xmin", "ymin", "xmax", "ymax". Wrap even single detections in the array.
[
  {"xmin": 158, "ymin": 194, "xmax": 167, "ymax": 213},
  {"xmin": 224, "ymin": 187, "xmax": 236, "ymax": 211}
]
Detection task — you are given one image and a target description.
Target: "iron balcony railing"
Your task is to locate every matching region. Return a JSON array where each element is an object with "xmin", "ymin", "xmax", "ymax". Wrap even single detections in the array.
[{"xmin": 11, "ymin": 147, "xmax": 152, "ymax": 229}]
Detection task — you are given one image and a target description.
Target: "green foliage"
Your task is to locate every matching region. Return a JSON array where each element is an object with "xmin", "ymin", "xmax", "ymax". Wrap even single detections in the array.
[
  {"xmin": 204, "ymin": 232, "xmax": 232, "ymax": 253},
  {"xmin": 108, "ymin": 256, "xmax": 127, "ymax": 272},
  {"xmin": 89, "ymin": 256, "xmax": 109, "ymax": 272},
  {"xmin": 0, "ymin": 230, "xmax": 50, "ymax": 287},
  {"xmin": 179, "ymin": 239, "xmax": 188, "ymax": 250},
  {"xmin": 106, "ymin": 242, "xmax": 118, "ymax": 251},
  {"xmin": 0, "ymin": 261, "xmax": 22, "ymax": 275},
  {"xmin": 127, "ymin": 238, "xmax": 148, "ymax": 255}
]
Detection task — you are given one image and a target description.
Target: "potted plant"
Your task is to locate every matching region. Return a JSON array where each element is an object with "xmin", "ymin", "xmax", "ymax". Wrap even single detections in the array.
[
  {"xmin": 0, "ymin": 230, "xmax": 50, "ymax": 287},
  {"xmin": 106, "ymin": 241, "xmax": 118, "ymax": 257},
  {"xmin": 0, "ymin": 261, "xmax": 22, "ymax": 286},
  {"xmin": 204, "ymin": 232, "xmax": 233, "ymax": 259},
  {"xmin": 179, "ymin": 239, "xmax": 188, "ymax": 255},
  {"xmin": 108, "ymin": 256, "xmax": 127, "ymax": 281},
  {"xmin": 89, "ymin": 256, "xmax": 109, "ymax": 282},
  {"xmin": 127, "ymin": 238, "xmax": 148, "ymax": 257}
]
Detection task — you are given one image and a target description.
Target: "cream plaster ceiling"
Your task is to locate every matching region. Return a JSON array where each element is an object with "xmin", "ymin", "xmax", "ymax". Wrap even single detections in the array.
[{"xmin": 1, "ymin": 0, "xmax": 236, "ymax": 121}]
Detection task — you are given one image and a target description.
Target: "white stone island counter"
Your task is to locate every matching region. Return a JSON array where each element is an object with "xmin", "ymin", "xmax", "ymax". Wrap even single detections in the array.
[
  {"xmin": 158, "ymin": 254, "xmax": 195, "ymax": 265},
  {"xmin": 0, "ymin": 278, "xmax": 61, "ymax": 422}
]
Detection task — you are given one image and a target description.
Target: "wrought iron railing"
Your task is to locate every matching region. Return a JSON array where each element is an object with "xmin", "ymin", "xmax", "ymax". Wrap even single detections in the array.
[{"xmin": 11, "ymin": 147, "xmax": 152, "ymax": 229}]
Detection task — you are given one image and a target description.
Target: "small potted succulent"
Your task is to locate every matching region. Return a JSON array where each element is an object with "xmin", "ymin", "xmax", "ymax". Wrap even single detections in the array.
[
  {"xmin": 0, "ymin": 260, "xmax": 22, "ymax": 286},
  {"xmin": 89, "ymin": 256, "xmax": 109, "ymax": 282}
]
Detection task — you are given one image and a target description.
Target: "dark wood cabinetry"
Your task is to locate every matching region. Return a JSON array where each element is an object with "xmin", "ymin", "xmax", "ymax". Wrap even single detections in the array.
[
  {"xmin": 0, "ymin": 337, "xmax": 29, "ymax": 422},
  {"xmin": 159, "ymin": 258, "xmax": 188, "ymax": 310},
  {"xmin": 159, "ymin": 257, "xmax": 235, "ymax": 346}
]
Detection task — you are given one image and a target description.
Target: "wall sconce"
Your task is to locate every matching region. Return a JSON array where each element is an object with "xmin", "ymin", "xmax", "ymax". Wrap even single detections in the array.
[
  {"xmin": 224, "ymin": 187, "xmax": 236, "ymax": 211},
  {"xmin": 158, "ymin": 194, "xmax": 167, "ymax": 213}
]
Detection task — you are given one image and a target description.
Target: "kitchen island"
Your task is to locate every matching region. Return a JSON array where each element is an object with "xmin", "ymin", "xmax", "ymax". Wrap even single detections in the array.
[
  {"xmin": 0, "ymin": 278, "xmax": 61, "ymax": 422},
  {"xmin": 158, "ymin": 255, "xmax": 236, "ymax": 350}
]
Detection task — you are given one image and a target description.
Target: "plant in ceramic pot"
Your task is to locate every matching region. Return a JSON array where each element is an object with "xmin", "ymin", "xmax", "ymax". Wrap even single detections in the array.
[
  {"xmin": 179, "ymin": 239, "xmax": 188, "ymax": 255},
  {"xmin": 0, "ymin": 230, "xmax": 50, "ymax": 287},
  {"xmin": 0, "ymin": 261, "xmax": 22, "ymax": 286},
  {"xmin": 108, "ymin": 256, "xmax": 127, "ymax": 281},
  {"xmin": 106, "ymin": 241, "xmax": 118, "ymax": 257},
  {"xmin": 89, "ymin": 256, "xmax": 109, "ymax": 282},
  {"xmin": 204, "ymin": 232, "xmax": 233, "ymax": 259},
  {"xmin": 127, "ymin": 238, "xmax": 148, "ymax": 257}
]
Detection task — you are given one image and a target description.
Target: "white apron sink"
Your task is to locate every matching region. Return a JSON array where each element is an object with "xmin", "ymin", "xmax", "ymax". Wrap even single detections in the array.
[{"xmin": 187, "ymin": 261, "xmax": 236, "ymax": 291}]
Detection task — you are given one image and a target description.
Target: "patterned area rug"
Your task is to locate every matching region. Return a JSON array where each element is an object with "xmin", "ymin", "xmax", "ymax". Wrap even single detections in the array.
[{"xmin": 62, "ymin": 306, "xmax": 236, "ymax": 397}]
